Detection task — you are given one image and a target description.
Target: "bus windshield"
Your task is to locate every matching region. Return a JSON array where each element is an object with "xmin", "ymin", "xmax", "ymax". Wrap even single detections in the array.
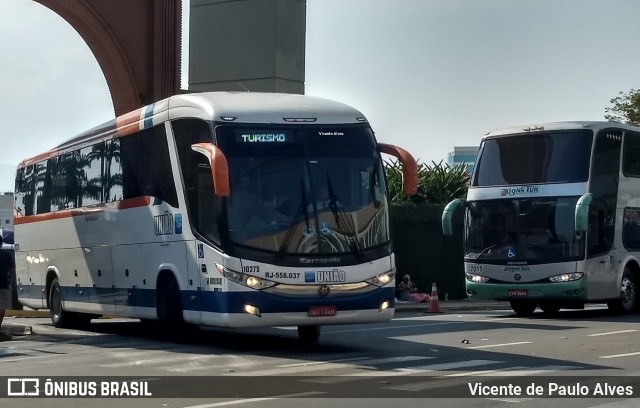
[
  {"xmin": 473, "ymin": 130, "xmax": 593, "ymax": 186},
  {"xmin": 465, "ymin": 197, "xmax": 585, "ymax": 264},
  {"xmin": 215, "ymin": 125, "xmax": 389, "ymax": 255}
]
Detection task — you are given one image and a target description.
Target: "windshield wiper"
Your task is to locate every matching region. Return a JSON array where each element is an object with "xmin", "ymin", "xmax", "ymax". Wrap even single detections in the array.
[
  {"xmin": 278, "ymin": 179, "xmax": 309, "ymax": 254},
  {"xmin": 471, "ymin": 244, "xmax": 498, "ymax": 260},
  {"xmin": 326, "ymin": 175, "xmax": 364, "ymax": 256}
]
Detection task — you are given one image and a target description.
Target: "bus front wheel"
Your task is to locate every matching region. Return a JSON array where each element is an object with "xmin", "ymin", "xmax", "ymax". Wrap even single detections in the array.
[
  {"xmin": 157, "ymin": 275, "xmax": 185, "ymax": 328},
  {"xmin": 298, "ymin": 325, "xmax": 321, "ymax": 343},
  {"xmin": 509, "ymin": 300, "xmax": 537, "ymax": 316},
  {"xmin": 539, "ymin": 302, "xmax": 561, "ymax": 315},
  {"xmin": 608, "ymin": 267, "xmax": 638, "ymax": 314}
]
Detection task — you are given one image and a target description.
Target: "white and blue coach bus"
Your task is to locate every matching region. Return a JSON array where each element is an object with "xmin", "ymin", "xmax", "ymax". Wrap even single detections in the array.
[{"xmin": 13, "ymin": 92, "xmax": 417, "ymax": 341}]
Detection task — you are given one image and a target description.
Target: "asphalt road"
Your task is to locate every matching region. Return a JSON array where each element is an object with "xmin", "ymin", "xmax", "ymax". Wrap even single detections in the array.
[{"xmin": 2, "ymin": 306, "xmax": 640, "ymax": 408}]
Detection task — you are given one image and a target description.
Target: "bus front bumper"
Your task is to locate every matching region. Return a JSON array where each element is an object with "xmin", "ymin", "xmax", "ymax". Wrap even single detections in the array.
[{"xmin": 466, "ymin": 280, "xmax": 587, "ymax": 302}]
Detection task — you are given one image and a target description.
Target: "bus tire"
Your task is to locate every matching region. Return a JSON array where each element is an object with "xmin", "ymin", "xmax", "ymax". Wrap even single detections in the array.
[
  {"xmin": 608, "ymin": 267, "xmax": 638, "ymax": 314},
  {"xmin": 539, "ymin": 302, "xmax": 561, "ymax": 315},
  {"xmin": 157, "ymin": 274, "xmax": 185, "ymax": 328},
  {"xmin": 49, "ymin": 278, "xmax": 71, "ymax": 328},
  {"xmin": 509, "ymin": 300, "xmax": 537, "ymax": 316},
  {"xmin": 298, "ymin": 325, "xmax": 321, "ymax": 343}
]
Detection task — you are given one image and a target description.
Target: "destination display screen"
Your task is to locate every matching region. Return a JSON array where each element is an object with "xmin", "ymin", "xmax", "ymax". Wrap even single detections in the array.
[{"xmin": 235, "ymin": 131, "xmax": 294, "ymax": 143}]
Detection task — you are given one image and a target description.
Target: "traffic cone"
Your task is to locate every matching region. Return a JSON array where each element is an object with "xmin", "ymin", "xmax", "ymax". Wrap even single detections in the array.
[{"xmin": 429, "ymin": 283, "xmax": 440, "ymax": 313}]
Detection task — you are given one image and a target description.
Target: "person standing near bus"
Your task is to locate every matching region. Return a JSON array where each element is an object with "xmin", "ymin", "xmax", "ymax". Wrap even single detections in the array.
[{"xmin": 0, "ymin": 234, "xmax": 14, "ymax": 341}]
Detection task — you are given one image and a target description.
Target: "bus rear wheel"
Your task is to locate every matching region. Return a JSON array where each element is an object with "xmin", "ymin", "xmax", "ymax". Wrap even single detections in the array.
[
  {"xmin": 509, "ymin": 300, "xmax": 537, "ymax": 316},
  {"xmin": 49, "ymin": 278, "xmax": 70, "ymax": 328},
  {"xmin": 49, "ymin": 278, "xmax": 94, "ymax": 328},
  {"xmin": 608, "ymin": 267, "xmax": 638, "ymax": 314},
  {"xmin": 298, "ymin": 325, "xmax": 321, "ymax": 343}
]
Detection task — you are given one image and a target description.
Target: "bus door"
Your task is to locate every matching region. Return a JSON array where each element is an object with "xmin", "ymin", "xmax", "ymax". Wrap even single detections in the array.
[
  {"xmin": 194, "ymin": 241, "xmax": 226, "ymax": 323},
  {"xmin": 586, "ymin": 129, "xmax": 622, "ymax": 298}
]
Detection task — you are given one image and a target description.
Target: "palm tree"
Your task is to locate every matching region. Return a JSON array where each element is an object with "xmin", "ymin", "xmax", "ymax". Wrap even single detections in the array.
[{"xmin": 384, "ymin": 159, "xmax": 469, "ymax": 205}]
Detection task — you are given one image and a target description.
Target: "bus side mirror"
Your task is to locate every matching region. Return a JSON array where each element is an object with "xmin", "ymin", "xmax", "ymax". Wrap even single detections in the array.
[
  {"xmin": 442, "ymin": 198, "xmax": 463, "ymax": 236},
  {"xmin": 378, "ymin": 143, "xmax": 418, "ymax": 196},
  {"xmin": 191, "ymin": 143, "xmax": 230, "ymax": 197},
  {"xmin": 575, "ymin": 193, "xmax": 592, "ymax": 233}
]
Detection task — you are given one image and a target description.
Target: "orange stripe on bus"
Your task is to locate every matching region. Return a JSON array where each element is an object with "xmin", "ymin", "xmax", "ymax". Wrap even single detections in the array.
[
  {"xmin": 14, "ymin": 196, "xmax": 152, "ymax": 225},
  {"xmin": 115, "ymin": 108, "xmax": 142, "ymax": 137},
  {"xmin": 19, "ymin": 149, "xmax": 59, "ymax": 168}
]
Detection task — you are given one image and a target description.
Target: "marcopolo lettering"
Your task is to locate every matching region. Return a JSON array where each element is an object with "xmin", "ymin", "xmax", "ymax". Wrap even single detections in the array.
[
  {"xmin": 154, "ymin": 211, "xmax": 174, "ymax": 236},
  {"xmin": 316, "ymin": 269, "xmax": 346, "ymax": 283}
]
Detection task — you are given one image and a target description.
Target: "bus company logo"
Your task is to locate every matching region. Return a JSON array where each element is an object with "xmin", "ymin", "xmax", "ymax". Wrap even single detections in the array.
[
  {"xmin": 315, "ymin": 269, "xmax": 346, "ymax": 283},
  {"xmin": 305, "ymin": 271, "xmax": 316, "ymax": 282},
  {"xmin": 500, "ymin": 186, "xmax": 539, "ymax": 196},
  {"xmin": 154, "ymin": 211, "xmax": 174, "ymax": 236}
]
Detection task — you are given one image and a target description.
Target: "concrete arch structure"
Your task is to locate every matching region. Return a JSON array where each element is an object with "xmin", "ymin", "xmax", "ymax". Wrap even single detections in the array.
[{"xmin": 35, "ymin": 0, "xmax": 181, "ymax": 116}]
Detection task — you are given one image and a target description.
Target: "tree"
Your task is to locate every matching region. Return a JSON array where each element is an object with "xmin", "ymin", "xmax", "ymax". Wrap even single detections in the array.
[
  {"xmin": 384, "ymin": 159, "xmax": 469, "ymax": 205},
  {"xmin": 605, "ymin": 89, "xmax": 640, "ymax": 125}
]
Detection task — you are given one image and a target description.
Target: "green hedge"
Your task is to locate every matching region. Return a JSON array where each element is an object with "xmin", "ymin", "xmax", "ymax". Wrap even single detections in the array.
[{"xmin": 390, "ymin": 205, "xmax": 466, "ymax": 300}]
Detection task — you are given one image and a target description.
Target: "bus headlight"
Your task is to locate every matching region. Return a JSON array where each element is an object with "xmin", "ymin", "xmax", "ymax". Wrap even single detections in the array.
[
  {"xmin": 216, "ymin": 264, "xmax": 277, "ymax": 290},
  {"xmin": 549, "ymin": 272, "xmax": 584, "ymax": 283},
  {"xmin": 366, "ymin": 270, "xmax": 396, "ymax": 287},
  {"xmin": 466, "ymin": 273, "xmax": 490, "ymax": 283}
]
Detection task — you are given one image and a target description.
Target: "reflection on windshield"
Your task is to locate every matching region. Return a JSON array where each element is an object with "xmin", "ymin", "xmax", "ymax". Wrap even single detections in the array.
[
  {"xmin": 473, "ymin": 130, "xmax": 592, "ymax": 186},
  {"xmin": 217, "ymin": 125, "xmax": 390, "ymax": 254},
  {"xmin": 465, "ymin": 197, "xmax": 585, "ymax": 263}
]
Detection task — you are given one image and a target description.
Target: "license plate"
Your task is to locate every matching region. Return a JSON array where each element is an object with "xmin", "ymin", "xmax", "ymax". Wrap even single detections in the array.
[
  {"xmin": 308, "ymin": 305, "xmax": 337, "ymax": 317},
  {"xmin": 508, "ymin": 289, "xmax": 528, "ymax": 297}
]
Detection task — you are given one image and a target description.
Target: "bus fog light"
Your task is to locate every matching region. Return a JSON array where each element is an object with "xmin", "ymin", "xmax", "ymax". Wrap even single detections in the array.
[
  {"xmin": 466, "ymin": 273, "xmax": 489, "ymax": 283},
  {"xmin": 379, "ymin": 300, "xmax": 390, "ymax": 312},
  {"xmin": 244, "ymin": 304, "xmax": 261, "ymax": 317},
  {"xmin": 366, "ymin": 270, "xmax": 396, "ymax": 286},
  {"xmin": 549, "ymin": 272, "xmax": 584, "ymax": 283}
]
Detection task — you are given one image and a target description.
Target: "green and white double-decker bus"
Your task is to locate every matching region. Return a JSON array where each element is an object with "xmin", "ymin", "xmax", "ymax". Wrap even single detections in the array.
[{"xmin": 443, "ymin": 121, "xmax": 640, "ymax": 316}]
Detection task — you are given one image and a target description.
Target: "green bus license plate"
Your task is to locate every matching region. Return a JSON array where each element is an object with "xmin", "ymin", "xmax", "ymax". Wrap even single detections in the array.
[
  {"xmin": 308, "ymin": 306, "xmax": 337, "ymax": 317},
  {"xmin": 508, "ymin": 289, "xmax": 528, "ymax": 297}
]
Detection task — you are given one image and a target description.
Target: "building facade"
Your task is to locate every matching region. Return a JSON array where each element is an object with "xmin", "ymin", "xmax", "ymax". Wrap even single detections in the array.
[
  {"xmin": 447, "ymin": 146, "xmax": 479, "ymax": 177},
  {"xmin": 0, "ymin": 193, "xmax": 13, "ymax": 231}
]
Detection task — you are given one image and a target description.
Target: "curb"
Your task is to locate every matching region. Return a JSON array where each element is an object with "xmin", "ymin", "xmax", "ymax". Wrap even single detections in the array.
[
  {"xmin": 395, "ymin": 301, "xmax": 510, "ymax": 313},
  {"xmin": 5, "ymin": 309, "xmax": 49, "ymax": 318},
  {"xmin": 1, "ymin": 323, "xmax": 33, "ymax": 336},
  {"xmin": 4, "ymin": 304, "xmax": 510, "ymax": 317}
]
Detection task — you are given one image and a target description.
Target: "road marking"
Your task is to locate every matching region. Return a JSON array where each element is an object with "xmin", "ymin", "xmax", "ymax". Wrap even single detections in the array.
[
  {"xmin": 486, "ymin": 398, "xmax": 534, "ymax": 403},
  {"xmin": 304, "ymin": 359, "xmax": 501, "ymax": 384},
  {"xmin": 278, "ymin": 357, "xmax": 370, "ymax": 367},
  {"xmin": 467, "ymin": 341, "xmax": 532, "ymax": 349},
  {"xmin": 588, "ymin": 330, "xmax": 638, "ymax": 337},
  {"xmin": 405, "ymin": 359, "xmax": 504, "ymax": 373},
  {"xmin": 180, "ymin": 391, "xmax": 325, "ymax": 408},
  {"xmin": 101, "ymin": 354, "xmax": 222, "ymax": 368},
  {"xmin": 600, "ymin": 351, "xmax": 640, "ymax": 359},
  {"xmin": 587, "ymin": 399, "xmax": 639, "ymax": 408},
  {"xmin": 226, "ymin": 356, "xmax": 434, "ymax": 376},
  {"xmin": 385, "ymin": 364, "xmax": 578, "ymax": 392},
  {"xmin": 466, "ymin": 365, "xmax": 579, "ymax": 376},
  {"xmin": 325, "ymin": 321, "xmax": 459, "ymax": 334}
]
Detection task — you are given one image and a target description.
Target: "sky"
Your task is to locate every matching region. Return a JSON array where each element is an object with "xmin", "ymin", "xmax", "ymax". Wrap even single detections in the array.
[{"xmin": 2, "ymin": 0, "xmax": 640, "ymax": 193}]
